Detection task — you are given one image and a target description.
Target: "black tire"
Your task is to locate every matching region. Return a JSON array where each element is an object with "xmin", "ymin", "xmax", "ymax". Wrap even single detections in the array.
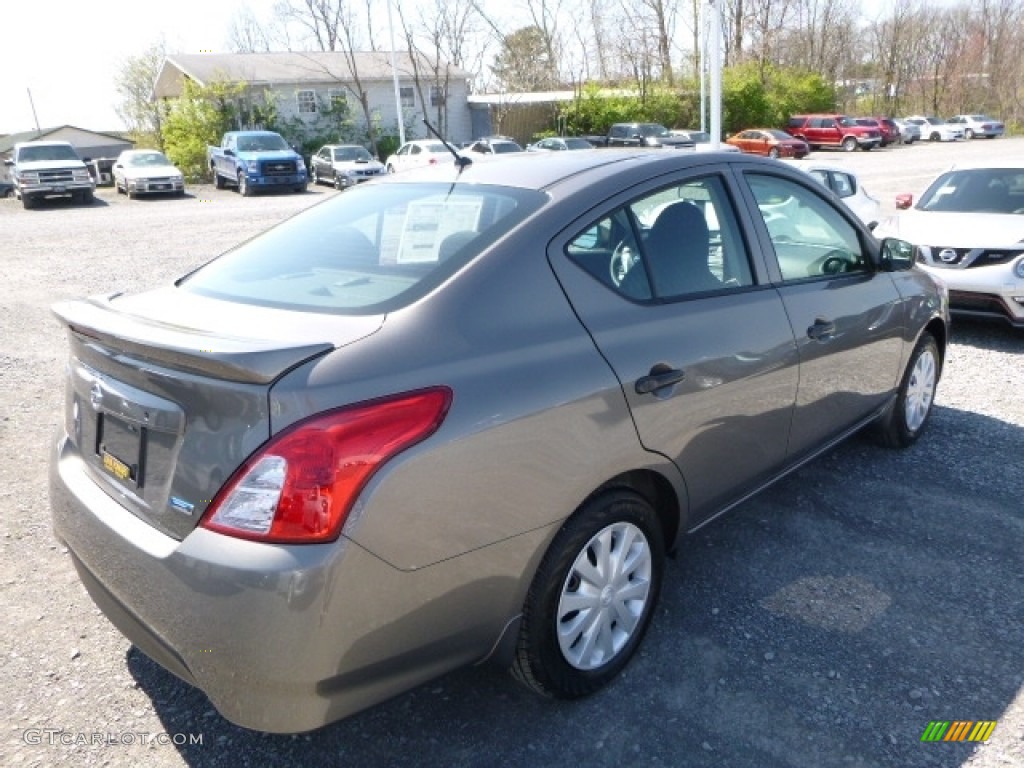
[
  {"xmin": 21, "ymin": 194, "xmax": 34, "ymax": 210},
  {"xmin": 238, "ymin": 173, "xmax": 251, "ymax": 197},
  {"xmin": 294, "ymin": 184, "xmax": 307, "ymax": 194},
  {"xmin": 841, "ymin": 136, "xmax": 857, "ymax": 152},
  {"xmin": 768, "ymin": 147, "xmax": 780, "ymax": 159},
  {"xmin": 930, "ymin": 132, "xmax": 941, "ymax": 142},
  {"xmin": 965, "ymin": 129, "xmax": 975, "ymax": 140},
  {"xmin": 213, "ymin": 170, "xmax": 225, "ymax": 189},
  {"xmin": 311, "ymin": 167, "xmax": 319, "ymax": 185},
  {"xmin": 81, "ymin": 189, "xmax": 94, "ymax": 205},
  {"xmin": 875, "ymin": 332, "xmax": 940, "ymax": 448},
  {"xmin": 512, "ymin": 489, "xmax": 664, "ymax": 698}
]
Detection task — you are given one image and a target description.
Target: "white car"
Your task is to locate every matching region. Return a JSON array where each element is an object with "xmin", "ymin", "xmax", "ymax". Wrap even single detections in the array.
[
  {"xmin": 112, "ymin": 150, "xmax": 185, "ymax": 198},
  {"xmin": 781, "ymin": 161, "xmax": 882, "ymax": 228},
  {"xmin": 946, "ymin": 114, "xmax": 1005, "ymax": 140},
  {"xmin": 383, "ymin": 140, "xmax": 454, "ymax": 173},
  {"xmin": 874, "ymin": 163, "xmax": 1024, "ymax": 328},
  {"xmin": 903, "ymin": 116, "xmax": 964, "ymax": 143}
]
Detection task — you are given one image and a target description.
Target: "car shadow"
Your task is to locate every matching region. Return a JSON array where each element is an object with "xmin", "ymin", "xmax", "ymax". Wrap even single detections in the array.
[
  {"xmin": 19, "ymin": 196, "xmax": 109, "ymax": 210},
  {"xmin": 128, "ymin": 402, "xmax": 1023, "ymax": 768}
]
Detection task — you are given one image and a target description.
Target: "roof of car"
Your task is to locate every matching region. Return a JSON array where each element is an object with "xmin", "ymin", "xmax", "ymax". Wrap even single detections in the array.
[{"xmin": 376, "ymin": 148, "xmax": 785, "ymax": 192}]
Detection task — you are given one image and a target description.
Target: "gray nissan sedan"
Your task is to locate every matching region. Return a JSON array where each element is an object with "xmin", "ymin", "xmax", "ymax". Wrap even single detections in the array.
[{"xmin": 50, "ymin": 149, "xmax": 949, "ymax": 733}]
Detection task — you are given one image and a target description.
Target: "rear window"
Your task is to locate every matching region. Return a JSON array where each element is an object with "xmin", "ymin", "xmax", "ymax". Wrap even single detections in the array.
[{"xmin": 180, "ymin": 183, "xmax": 544, "ymax": 314}]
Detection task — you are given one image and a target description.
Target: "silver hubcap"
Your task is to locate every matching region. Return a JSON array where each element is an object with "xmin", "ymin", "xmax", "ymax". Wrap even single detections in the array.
[
  {"xmin": 556, "ymin": 521, "xmax": 652, "ymax": 670},
  {"xmin": 905, "ymin": 348, "xmax": 936, "ymax": 432}
]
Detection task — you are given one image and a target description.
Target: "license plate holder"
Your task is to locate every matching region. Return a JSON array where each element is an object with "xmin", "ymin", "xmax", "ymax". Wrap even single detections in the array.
[{"xmin": 97, "ymin": 413, "xmax": 144, "ymax": 487}]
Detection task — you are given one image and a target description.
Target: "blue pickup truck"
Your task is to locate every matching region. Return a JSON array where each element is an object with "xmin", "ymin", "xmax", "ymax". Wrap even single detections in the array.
[{"xmin": 207, "ymin": 131, "xmax": 308, "ymax": 195}]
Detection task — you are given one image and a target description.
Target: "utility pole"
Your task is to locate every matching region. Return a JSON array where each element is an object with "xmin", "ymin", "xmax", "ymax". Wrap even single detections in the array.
[
  {"xmin": 386, "ymin": 0, "xmax": 405, "ymax": 146},
  {"xmin": 709, "ymin": 0, "xmax": 722, "ymax": 149},
  {"xmin": 27, "ymin": 88, "xmax": 42, "ymax": 134}
]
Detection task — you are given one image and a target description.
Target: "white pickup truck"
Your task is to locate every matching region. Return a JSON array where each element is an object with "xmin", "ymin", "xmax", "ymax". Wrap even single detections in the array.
[{"xmin": 4, "ymin": 141, "xmax": 95, "ymax": 209}]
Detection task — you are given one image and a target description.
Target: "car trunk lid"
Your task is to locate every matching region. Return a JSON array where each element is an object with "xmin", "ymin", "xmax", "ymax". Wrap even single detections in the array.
[{"xmin": 53, "ymin": 289, "xmax": 384, "ymax": 540}]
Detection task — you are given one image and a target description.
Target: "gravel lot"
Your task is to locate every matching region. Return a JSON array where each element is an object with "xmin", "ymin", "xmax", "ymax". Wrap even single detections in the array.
[{"xmin": 2, "ymin": 143, "xmax": 1022, "ymax": 768}]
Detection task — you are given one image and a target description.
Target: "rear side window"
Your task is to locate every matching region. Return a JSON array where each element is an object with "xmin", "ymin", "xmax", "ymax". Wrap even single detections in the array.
[
  {"xmin": 566, "ymin": 175, "xmax": 755, "ymax": 301},
  {"xmin": 181, "ymin": 184, "xmax": 544, "ymax": 314}
]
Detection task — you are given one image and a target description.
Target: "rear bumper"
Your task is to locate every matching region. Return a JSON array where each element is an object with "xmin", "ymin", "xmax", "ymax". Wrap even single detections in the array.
[{"xmin": 50, "ymin": 435, "xmax": 540, "ymax": 732}]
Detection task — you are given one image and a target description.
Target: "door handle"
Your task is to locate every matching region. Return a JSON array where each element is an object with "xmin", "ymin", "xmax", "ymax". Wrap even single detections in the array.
[
  {"xmin": 807, "ymin": 317, "xmax": 836, "ymax": 341},
  {"xmin": 635, "ymin": 366, "xmax": 686, "ymax": 395}
]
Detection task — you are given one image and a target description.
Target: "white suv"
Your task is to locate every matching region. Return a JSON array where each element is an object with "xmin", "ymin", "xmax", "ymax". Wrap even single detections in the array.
[{"xmin": 904, "ymin": 116, "xmax": 964, "ymax": 143}]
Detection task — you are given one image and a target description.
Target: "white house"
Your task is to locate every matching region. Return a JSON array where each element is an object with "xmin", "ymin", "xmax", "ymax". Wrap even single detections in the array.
[{"xmin": 153, "ymin": 52, "xmax": 474, "ymax": 144}]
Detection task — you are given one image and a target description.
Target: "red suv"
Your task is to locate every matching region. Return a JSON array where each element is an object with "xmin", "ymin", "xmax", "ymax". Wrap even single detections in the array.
[
  {"xmin": 856, "ymin": 117, "xmax": 900, "ymax": 146},
  {"xmin": 786, "ymin": 114, "xmax": 882, "ymax": 152}
]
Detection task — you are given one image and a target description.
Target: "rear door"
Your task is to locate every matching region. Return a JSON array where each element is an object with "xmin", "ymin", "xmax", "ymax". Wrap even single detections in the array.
[
  {"xmin": 548, "ymin": 168, "xmax": 799, "ymax": 526},
  {"xmin": 735, "ymin": 168, "xmax": 905, "ymax": 459}
]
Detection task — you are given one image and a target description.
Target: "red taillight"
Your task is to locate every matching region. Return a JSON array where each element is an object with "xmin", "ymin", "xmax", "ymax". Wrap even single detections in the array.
[{"xmin": 201, "ymin": 388, "xmax": 451, "ymax": 543}]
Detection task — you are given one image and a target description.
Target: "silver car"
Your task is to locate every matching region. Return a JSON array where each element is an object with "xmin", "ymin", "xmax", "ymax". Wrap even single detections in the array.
[{"xmin": 50, "ymin": 150, "xmax": 948, "ymax": 733}]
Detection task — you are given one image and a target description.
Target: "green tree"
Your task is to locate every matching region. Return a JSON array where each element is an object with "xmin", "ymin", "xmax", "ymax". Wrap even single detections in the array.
[
  {"xmin": 161, "ymin": 79, "xmax": 243, "ymax": 180},
  {"xmin": 491, "ymin": 26, "xmax": 559, "ymax": 91},
  {"xmin": 114, "ymin": 41, "xmax": 167, "ymax": 149}
]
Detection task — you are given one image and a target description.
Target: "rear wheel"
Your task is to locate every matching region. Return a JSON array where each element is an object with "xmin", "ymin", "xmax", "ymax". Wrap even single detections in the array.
[
  {"xmin": 213, "ymin": 170, "xmax": 225, "ymax": 189},
  {"xmin": 841, "ymin": 136, "xmax": 858, "ymax": 152},
  {"xmin": 512, "ymin": 489, "xmax": 664, "ymax": 698},
  {"xmin": 311, "ymin": 167, "xmax": 319, "ymax": 185},
  {"xmin": 875, "ymin": 332, "xmax": 940, "ymax": 448},
  {"xmin": 965, "ymin": 129, "xmax": 975, "ymax": 139},
  {"xmin": 768, "ymin": 147, "xmax": 780, "ymax": 159}
]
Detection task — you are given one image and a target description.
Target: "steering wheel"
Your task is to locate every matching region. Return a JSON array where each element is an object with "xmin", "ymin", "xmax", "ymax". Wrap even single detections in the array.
[
  {"xmin": 821, "ymin": 250, "xmax": 852, "ymax": 275},
  {"xmin": 609, "ymin": 240, "xmax": 639, "ymax": 286}
]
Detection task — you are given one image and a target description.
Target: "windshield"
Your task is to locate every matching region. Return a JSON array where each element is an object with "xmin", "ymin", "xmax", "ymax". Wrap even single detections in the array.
[
  {"xmin": 124, "ymin": 152, "xmax": 171, "ymax": 167},
  {"xmin": 180, "ymin": 183, "xmax": 545, "ymax": 314},
  {"xmin": 768, "ymin": 130, "xmax": 794, "ymax": 140},
  {"xmin": 17, "ymin": 144, "xmax": 80, "ymax": 162},
  {"xmin": 638, "ymin": 124, "xmax": 671, "ymax": 138},
  {"xmin": 492, "ymin": 142, "xmax": 523, "ymax": 153},
  {"xmin": 236, "ymin": 134, "xmax": 290, "ymax": 152},
  {"xmin": 334, "ymin": 147, "xmax": 373, "ymax": 162},
  {"xmin": 917, "ymin": 168, "xmax": 1024, "ymax": 214}
]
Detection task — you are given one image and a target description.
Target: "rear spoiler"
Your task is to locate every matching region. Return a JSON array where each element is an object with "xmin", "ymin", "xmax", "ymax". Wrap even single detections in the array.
[{"xmin": 53, "ymin": 294, "xmax": 334, "ymax": 385}]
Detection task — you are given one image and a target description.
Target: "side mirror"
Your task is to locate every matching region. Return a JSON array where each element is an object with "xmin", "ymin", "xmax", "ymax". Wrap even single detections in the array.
[
  {"xmin": 3, "ymin": 159, "xmax": 13, "ymax": 167},
  {"xmin": 895, "ymin": 193, "xmax": 913, "ymax": 209},
  {"xmin": 224, "ymin": 148, "xmax": 235, "ymax": 157},
  {"xmin": 880, "ymin": 237, "xmax": 916, "ymax": 272}
]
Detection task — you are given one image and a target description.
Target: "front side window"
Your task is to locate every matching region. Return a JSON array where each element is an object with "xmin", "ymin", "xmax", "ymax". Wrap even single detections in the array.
[
  {"xmin": 297, "ymin": 90, "xmax": 316, "ymax": 114},
  {"xmin": 566, "ymin": 175, "xmax": 755, "ymax": 302},
  {"xmin": 746, "ymin": 173, "xmax": 867, "ymax": 281}
]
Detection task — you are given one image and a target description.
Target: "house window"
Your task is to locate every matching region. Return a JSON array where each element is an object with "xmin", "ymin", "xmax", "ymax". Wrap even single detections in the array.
[
  {"xmin": 430, "ymin": 85, "xmax": 446, "ymax": 107},
  {"xmin": 400, "ymin": 87, "xmax": 415, "ymax": 109},
  {"xmin": 297, "ymin": 90, "xmax": 317, "ymax": 114},
  {"xmin": 328, "ymin": 89, "xmax": 348, "ymax": 110}
]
